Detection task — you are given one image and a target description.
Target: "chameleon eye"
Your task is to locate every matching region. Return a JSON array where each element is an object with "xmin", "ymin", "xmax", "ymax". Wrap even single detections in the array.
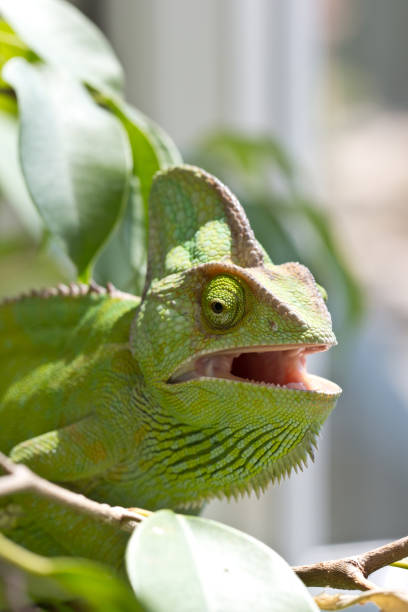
[
  {"xmin": 202, "ymin": 275, "xmax": 245, "ymax": 330},
  {"xmin": 211, "ymin": 301, "xmax": 224, "ymax": 314}
]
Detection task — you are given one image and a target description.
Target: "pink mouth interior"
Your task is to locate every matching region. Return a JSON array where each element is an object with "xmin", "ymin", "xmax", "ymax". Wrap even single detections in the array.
[
  {"xmin": 230, "ymin": 349, "xmax": 309, "ymax": 389},
  {"xmin": 189, "ymin": 346, "xmax": 328, "ymax": 391},
  {"xmin": 169, "ymin": 344, "xmax": 341, "ymax": 394}
]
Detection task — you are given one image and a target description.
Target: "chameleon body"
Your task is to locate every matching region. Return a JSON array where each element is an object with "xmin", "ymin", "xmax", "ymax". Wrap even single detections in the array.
[{"xmin": 0, "ymin": 166, "xmax": 341, "ymax": 568}]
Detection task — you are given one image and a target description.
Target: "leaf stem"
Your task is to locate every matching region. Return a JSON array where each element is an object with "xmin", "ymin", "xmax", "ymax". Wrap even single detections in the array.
[
  {"xmin": 390, "ymin": 560, "xmax": 408, "ymax": 570},
  {"xmin": 0, "ymin": 532, "xmax": 53, "ymax": 576},
  {"xmin": 78, "ymin": 266, "xmax": 92, "ymax": 284}
]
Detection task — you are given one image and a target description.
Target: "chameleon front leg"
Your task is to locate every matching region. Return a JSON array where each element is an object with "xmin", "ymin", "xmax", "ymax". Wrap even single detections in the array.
[{"xmin": 9, "ymin": 415, "xmax": 126, "ymax": 482}]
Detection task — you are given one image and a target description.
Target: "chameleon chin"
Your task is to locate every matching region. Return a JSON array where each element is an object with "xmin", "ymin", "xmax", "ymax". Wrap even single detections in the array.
[{"xmin": 0, "ymin": 165, "xmax": 341, "ymax": 567}]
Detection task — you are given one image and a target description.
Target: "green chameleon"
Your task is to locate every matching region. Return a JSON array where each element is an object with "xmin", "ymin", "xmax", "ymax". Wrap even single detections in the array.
[{"xmin": 0, "ymin": 165, "xmax": 341, "ymax": 568}]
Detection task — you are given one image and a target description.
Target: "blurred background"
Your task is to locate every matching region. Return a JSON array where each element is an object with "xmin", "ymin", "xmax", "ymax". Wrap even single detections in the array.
[{"xmin": 1, "ymin": 0, "xmax": 408, "ymax": 584}]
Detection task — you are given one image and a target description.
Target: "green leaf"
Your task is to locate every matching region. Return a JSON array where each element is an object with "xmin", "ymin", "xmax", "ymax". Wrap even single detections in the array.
[
  {"xmin": 391, "ymin": 558, "xmax": 408, "ymax": 570},
  {"xmin": 0, "ymin": 0, "xmax": 123, "ymax": 95},
  {"xmin": 0, "ymin": 19, "xmax": 35, "ymax": 89},
  {"xmin": 0, "ymin": 110, "xmax": 42, "ymax": 239},
  {"xmin": 48, "ymin": 561, "xmax": 144, "ymax": 612},
  {"xmin": 111, "ymin": 102, "xmax": 182, "ymax": 210},
  {"xmin": 296, "ymin": 199, "xmax": 364, "ymax": 325},
  {"xmin": 94, "ymin": 177, "xmax": 147, "ymax": 294},
  {"xmin": 3, "ymin": 58, "xmax": 132, "ymax": 279},
  {"xmin": 198, "ymin": 130, "xmax": 294, "ymax": 180},
  {"xmin": 0, "ymin": 533, "xmax": 144, "ymax": 611},
  {"xmin": 93, "ymin": 100, "xmax": 182, "ymax": 292},
  {"xmin": 126, "ymin": 510, "xmax": 318, "ymax": 612}
]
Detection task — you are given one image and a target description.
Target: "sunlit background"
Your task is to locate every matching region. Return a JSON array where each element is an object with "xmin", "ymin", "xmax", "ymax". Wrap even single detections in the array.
[{"xmin": 1, "ymin": 0, "xmax": 407, "ymax": 594}]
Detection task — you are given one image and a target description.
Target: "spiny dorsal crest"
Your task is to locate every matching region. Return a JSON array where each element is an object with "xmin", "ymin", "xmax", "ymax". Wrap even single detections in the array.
[
  {"xmin": 146, "ymin": 165, "xmax": 264, "ymax": 284},
  {"xmin": 0, "ymin": 281, "xmax": 136, "ymax": 305}
]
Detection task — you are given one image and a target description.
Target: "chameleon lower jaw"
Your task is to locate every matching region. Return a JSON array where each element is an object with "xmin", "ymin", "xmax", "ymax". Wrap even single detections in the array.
[{"xmin": 169, "ymin": 344, "xmax": 341, "ymax": 396}]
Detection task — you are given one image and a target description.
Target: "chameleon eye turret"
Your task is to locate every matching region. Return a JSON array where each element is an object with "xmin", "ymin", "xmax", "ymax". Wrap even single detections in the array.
[{"xmin": 202, "ymin": 275, "xmax": 246, "ymax": 331}]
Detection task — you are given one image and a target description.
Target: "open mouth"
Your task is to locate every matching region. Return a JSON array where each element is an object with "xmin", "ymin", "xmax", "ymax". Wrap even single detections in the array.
[{"xmin": 168, "ymin": 345, "xmax": 341, "ymax": 395}]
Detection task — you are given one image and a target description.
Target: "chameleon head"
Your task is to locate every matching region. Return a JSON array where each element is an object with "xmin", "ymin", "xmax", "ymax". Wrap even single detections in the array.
[{"xmin": 131, "ymin": 165, "xmax": 341, "ymax": 509}]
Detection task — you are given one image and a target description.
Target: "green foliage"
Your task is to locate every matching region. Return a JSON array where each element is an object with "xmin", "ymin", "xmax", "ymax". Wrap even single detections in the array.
[
  {"xmin": 0, "ymin": 0, "xmax": 123, "ymax": 95},
  {"xmin": 0, "ymin": 110, "xmax": 41, "ymax": 239},
  {"xmin": 0, "ymin": 515, "xmax": 320, "ymax": 611},
  {"xmin": 93, "ymin": 177, "xmax": 147, "ymax": 294},
  {"xmin": 0, "ymin": 0, "xmax": 181, "ymax": 294},
  {"xmin": 94, "ymin": 101, "xmax": 182, "ymax": 293},
  {"xmin": 126, "ymin": 510, "xmax": 318, "ymax": 612},
  {"xmin": 0, "ymin": 18, "xmax": 35, "ymax": 90},
  {"xmin": 4, "ymin": 58, "xmax": 132, "ymax": 281},
  {"xmin": 0, "ymin": 533, "xmax": 144, "ymax": 611}
]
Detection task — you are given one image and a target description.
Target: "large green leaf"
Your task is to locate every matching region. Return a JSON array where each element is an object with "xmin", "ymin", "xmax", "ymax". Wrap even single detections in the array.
[
  {"xmin": 126, "ymin": 510, "xmax": 318, "ymax": 612},
  {"xmin": 3, "ymin": 58, "xmax": 132, "ymax": 280},
  {"xmin": 0, "ymin": 0, "xmax": 123, "ymax": 95},
  {"xmin": 0, "ymin": 110, "xmax": 41, "ymax": 239},
  {"xmin": 0, "ymin": 533, "xmax": 144, "ymax": 611}
]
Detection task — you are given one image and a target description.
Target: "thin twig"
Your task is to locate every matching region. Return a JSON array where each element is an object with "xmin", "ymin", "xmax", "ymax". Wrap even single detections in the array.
[
  {"xmin": 0, "ymin": 452, "xmax": 148, "ymax": 533},
  {"xmin": 294, "ymin": 536, "xmax": 408, "ymax": 591}
]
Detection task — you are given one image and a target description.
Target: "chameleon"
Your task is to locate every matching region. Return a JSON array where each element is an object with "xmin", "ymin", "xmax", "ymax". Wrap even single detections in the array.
[{"xmin": 0, "ymin": 165, "xmax": 341, "ymax": 568}]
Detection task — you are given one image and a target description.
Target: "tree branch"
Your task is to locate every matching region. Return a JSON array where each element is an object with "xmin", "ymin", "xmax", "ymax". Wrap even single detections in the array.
[
  {"xmin": 0, "ymin": 452, "xmax": 149, "ymax": 533},
  {"xmin": 2, "ymin": 452, "xmax": 408, "ymax": 593},
  {"xmin": 294, "ymin": 559, "xmax": 376, "ymax": 591},
  {"xmin": 294, "ymin": 536, "xmax": 408, "ymax": 591},
  {"xmin": 362, "ymin": 536, "xmax": 408, "ymax": 575}
]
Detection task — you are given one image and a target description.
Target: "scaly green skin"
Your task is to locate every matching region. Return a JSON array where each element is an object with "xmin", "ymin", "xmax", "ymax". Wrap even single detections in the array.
[{"xmin": 0, "ymin": 165, "xmax": 341, "ymax": 569}]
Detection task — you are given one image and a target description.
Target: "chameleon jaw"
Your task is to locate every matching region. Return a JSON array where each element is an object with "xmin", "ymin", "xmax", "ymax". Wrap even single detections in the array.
[{"xmin": 168, "ymin": 344, "xmax": 341, "ymax": 395}]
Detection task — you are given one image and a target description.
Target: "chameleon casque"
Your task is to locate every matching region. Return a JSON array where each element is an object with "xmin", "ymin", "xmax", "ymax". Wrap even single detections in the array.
[{"xmin": 0, "ymin": 165, "xmax": 341, "ymax": 568}]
